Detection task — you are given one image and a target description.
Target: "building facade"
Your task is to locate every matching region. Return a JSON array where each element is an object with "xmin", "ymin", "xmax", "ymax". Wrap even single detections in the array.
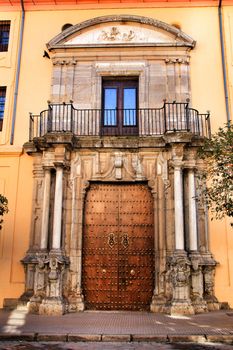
[{"xmin": 0, "ymin": 0, "xmax": 232, "ymax": 315}]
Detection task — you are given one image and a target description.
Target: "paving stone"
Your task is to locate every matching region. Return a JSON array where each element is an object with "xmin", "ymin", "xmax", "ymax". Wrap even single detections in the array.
[
  {"xmin": 0, "ymin": 333, "xmax": 35, "ymax": 341},
  {"xmin": 132, "ymin": 334, "xmax": 168, "ymax": 342},
  {"xmin": 37, "ymin": 333, "xmax": 67, "ymax": 341},
  {"xmin": 0, "ymin": 309, "xmax": 233, "ymax": 345},
  {"xmin": 168, "ymin": 335, "xmax": 207, "ymax": 343},
  {"xmin": 67, "ymin": 334, "xmax": 101, "ymax": 341},
  {"xmin": 101, "ymin": 334, "xmax": 131, "ymax": 342},
  {"xmin": 206, "ymin": 335, "xmax": 233, "ymax": 344}
]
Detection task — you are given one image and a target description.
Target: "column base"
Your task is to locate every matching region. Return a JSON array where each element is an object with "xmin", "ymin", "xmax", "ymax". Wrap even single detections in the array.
[
  {"xmin": 150, "ymin": 295, "xmax": 170, "ymax": 314},
  {"xmin": 68, "ymin": 291, "xmax": 85, "ymax": 312},
  {"xmin": 170, "ymin": 300, "xmax": 195, "ymax": 316},
  {"xmin": 39, "ymin": 297, "xmax": 67, "ymax": 316},
  {"xmin": 192, "ymin": 298, "xmax": 208, "ymax": 314},
  {"xmin": 28, "ymin": 294, "xmax": 44, "ymax": 314},
  {"xmin": 205, "ymin": 296, "xmax": 220, "ymax": 311}
]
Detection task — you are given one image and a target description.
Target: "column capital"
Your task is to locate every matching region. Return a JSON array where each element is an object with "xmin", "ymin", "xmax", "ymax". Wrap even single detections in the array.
[
  {"xmin": 42, "ymin": 165, "xmax": 53, "ymax": 172},
  {"xmin": 54, "ymin": 161, "xmax": 64, "ymax": 169},
  {"xmin": 170, "ymin": 159, "xmax": 183, "ymax": 170},
  {"xmin": 184, "ymin": 163, "xmax": 197, "ymax": 171}
]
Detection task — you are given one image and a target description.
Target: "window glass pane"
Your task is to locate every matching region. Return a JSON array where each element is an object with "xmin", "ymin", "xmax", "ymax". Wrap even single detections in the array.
[
  {"xmin": 0, "ymin": 21, "xmax": 10, "ymax": 52},
  {"xmin": 123, "ymin": 88, "xmax": 136, "ymax": 126},
  {"xmin": 2, "ymin": 31, "xmax": 9, "ymax": 45},
  {"xmin": 0, "ymin": 87, "xmax": 6, "ymax": 131},
  {"xmin": 104, "ymin": 88, "xmax": 117, "ymax": 126}
]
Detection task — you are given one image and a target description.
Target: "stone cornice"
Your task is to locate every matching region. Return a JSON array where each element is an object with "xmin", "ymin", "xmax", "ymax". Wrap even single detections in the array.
[{"xmin": 47, "ymin": 15, "xmax": 196, "ymax": 50}]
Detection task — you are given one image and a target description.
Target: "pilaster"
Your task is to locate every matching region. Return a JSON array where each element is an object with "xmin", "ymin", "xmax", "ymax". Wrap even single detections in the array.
[{"xmin": 189, "ymin": 252, "xmax": 208, "ymax": 313}]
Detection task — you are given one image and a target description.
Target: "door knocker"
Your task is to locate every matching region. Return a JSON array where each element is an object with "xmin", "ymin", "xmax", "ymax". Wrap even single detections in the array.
[
  {"xmin": 121, "ymin": 233, "xmax": 129, "ymax": 248},
  {"xmin": 108, "ymin": 232, "xmax": 116, "ymax": 248}
]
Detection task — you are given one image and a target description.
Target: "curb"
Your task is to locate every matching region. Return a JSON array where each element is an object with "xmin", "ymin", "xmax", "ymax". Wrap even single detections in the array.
[{"xmin": 0, "ymin": 333, "xmax": 233, "ymax": 344}]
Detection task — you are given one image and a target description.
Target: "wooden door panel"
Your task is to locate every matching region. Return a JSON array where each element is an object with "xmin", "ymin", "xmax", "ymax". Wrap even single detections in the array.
[{"xmin": 82, "ymin": 183, "xmax": 154, "ymax": 310}]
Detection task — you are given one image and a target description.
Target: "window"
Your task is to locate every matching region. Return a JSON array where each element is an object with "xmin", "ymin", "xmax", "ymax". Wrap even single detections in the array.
[
  {"xmin": 61, "ymin": 23, "xmax": 73, "ymax": 31},
  {"xmin": 0, "ymin": 21, "xmax": 10, "ymax": 52},
  {"xmin": 0, "ymin": 87, "xmax": 6, "ymax": 131},
  {"xmin": 102, "ymin": 77, "xmax": 138, "ymax": 136}
]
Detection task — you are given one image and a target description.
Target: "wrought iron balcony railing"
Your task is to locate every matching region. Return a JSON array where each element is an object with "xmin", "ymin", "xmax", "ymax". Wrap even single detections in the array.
[{"xmin": 29, "ymin": 102, "xmax": 211, "ymax": 141}]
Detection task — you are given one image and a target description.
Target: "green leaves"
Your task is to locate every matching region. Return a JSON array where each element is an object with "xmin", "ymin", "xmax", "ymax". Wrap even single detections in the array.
[
  {"xmin": 198, "ymin": 123, "xmax": 233, "ymax": 226},
  {"xmin": 0, "ymin": 194, "xmax": 8, "ymax": 230}
]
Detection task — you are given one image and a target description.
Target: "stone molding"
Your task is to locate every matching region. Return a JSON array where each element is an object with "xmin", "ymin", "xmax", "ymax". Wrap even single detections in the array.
[{"xmin": 47, "ymin": 15, "xmax": 196, "ymax": 50}]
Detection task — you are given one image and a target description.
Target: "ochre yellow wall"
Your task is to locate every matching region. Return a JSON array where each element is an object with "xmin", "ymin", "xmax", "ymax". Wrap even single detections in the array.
[
  {"xmin": 0, "ymin": 5, "xmax": 232, "ymax": 308},
  {"xmin": 223, "ymin": 6, "xmax": 233, "ymax": 123},
  {"xmin": 0, "ymin": 12, "xmax": 21, "ymax": 145},
  {"xmin": 209, "ymin": 217, "xmax": 233, "ymax": 307},
  {"xmin": 0, "ymin": 152, "xmax": 33, "ymax": 307}
]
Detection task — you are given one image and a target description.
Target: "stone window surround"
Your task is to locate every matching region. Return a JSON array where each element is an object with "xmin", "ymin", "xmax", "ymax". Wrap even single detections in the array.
[{"xmin": 94, "ymin": 61, "xmax": 148, "ymax": 109}]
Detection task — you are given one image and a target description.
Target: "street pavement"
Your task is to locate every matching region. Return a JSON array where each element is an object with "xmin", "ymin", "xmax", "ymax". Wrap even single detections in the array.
[
  {"xmin": 0, "ymin": 341, "xmax": 233, "ymax": 349},
  {"xmin": 0, "ymin": 309, "xmax": 233, "ymax": 349}
]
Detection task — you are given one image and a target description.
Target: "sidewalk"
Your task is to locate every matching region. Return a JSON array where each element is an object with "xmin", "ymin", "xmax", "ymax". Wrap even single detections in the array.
[{"xmin": 0, "ymin": 309, "xmax": 233, "ymax": 344}]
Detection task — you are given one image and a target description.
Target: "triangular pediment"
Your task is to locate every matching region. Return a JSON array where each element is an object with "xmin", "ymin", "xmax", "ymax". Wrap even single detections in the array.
[{"xmin": 47, "ymin": 15, "xmax": 195, "ymax": 50}]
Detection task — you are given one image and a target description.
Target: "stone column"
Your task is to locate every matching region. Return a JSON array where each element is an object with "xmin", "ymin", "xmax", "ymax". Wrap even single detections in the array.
[
  {"xmin": 174, "ymin": 161, "xmax": 185, "ymax": 250},
  {"xmin": 52, "ymin": 163, "xmax": 63, "ymax": 251},
  {"xmin": 188, "ymin": 168, "xmax": 198, "ymax": 251},
  {"xmin": 39, "ymin": 161, "xmax": 69, "ymax": 316},
  {"xmin": 170, "ymin": 148, "xmax": 194, "ymax": 315},
  {"xmin": 40, "ymin": 167, "xmax": 51, "ymax": 250}
]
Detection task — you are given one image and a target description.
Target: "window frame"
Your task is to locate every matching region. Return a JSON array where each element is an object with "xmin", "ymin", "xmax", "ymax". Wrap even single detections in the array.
[{"xmin": 102, "ymin": 77, "xmax": 139, "ymax": 136}]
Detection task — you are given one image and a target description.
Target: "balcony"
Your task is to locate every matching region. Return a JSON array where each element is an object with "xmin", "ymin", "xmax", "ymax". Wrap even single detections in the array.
[{"xmin": 29, "ymin": 102, "xmax": 211, "ymax": 141}]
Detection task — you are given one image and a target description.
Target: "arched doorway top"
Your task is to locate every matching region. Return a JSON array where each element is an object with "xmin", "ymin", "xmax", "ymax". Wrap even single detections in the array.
[{"xmin": 47, "ymin": 15, "xmax": 196, "ymax": 50}]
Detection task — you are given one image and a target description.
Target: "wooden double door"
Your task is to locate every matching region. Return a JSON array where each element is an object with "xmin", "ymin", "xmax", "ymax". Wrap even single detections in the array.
[{"xmin": 82, "ymin": 183, "xmax": 155, "ymax": 311}]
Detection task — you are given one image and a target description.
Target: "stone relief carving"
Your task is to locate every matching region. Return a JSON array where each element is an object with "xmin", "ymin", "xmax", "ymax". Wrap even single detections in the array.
[
  {"xmin": 83, "ymin": 152, "xmax": 146, "ymax": 181},
  {"xmin": 98, "ymin": 27, "xmax": 135, "ymax": 42},
  {"xmin": 114, "ymin": 153, "xmax": 123, "ymax": 180},
  {"xmin": 65, "ymin": 24, "xmax": 181, "ymax": 46},
  {"xmin": 171, "ymin": 257, "xmax": 191, "ymax": 288}
]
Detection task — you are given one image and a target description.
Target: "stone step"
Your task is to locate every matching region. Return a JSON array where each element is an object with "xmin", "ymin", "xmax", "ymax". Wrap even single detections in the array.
[
  {"xmin": 3, "ymin": 298, "xmax": 18, "ymax": 311},
  {"xmin": 3, "ymin": 298, "xmax": 28, "ymax": 311}
]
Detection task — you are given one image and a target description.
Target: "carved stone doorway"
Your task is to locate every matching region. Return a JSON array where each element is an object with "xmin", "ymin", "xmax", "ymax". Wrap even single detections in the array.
[{"xmin": 82, "ymin": 182, "xmax": 155, "ymax": 311}]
